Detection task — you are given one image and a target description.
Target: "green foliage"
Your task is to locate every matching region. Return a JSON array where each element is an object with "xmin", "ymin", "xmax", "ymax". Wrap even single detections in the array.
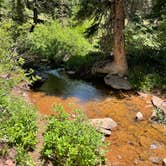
[
  {"xmin": 0, "ymin": 19, "xmax": 37, "ymax": 165},
  {"xmin": 0, "ymin": 92, "xmax": 37, "ymax": 150},
  {"xmin": 25, "ymin": 21, "xmax": 94, "ymax": 62},
  {"xmin": 0, "ymin": 19, "xmax": 28, "ymax": 90},
  {"xmin": 16, "ymin": 146, "xmax": 36, "ymax": 166},
  {"xmin": 129, "ymin": 71, "xmax": 166, "ymax": 91},
  {"xmin": 128, "ymin": 48, "xmax": 166, "ymax": 92},
  {"xmin": 153, "ymin": 109, "xmax": 166, "ymax": 125},
  {"xmin": 125, "ymin": 21, "xmax": 160, "ymax": 52},
  {"xmin": 65, "ymin": 51, "xmax": 105, "ymax": 71},
  {"xmin": 158, "ymin": 17, "xmax": 166, "ymax": 49},
  {"xmin": 42, "ymin": 104, "xmax": 105, "ymax": 166}
]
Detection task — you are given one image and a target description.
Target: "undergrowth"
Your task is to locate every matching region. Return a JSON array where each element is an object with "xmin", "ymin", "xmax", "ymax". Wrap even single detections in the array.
[{"xmin": 42, "ymin": 104, "xmax": 106, "ymax": 166}]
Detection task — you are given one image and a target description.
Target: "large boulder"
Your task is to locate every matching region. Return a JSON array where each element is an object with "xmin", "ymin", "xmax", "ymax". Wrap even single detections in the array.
[
  {"xmin": 104, "ymin": 74, "xmax": 132, "ymax": 90},
  {"xmin": 92, "ymin": 61, "xmax": 127, "ymax": 76},
  {"xmin": 152, "ymin": 96, "xmax": 166, "ymax": 115}
]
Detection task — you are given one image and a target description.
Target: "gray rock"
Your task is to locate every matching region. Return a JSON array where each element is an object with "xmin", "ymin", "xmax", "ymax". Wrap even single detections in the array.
[
  {"xmin": 92, "ymin": 61, "xmax": 128, "ymax": 76},
  {"xmin": 104, "ymin": 74, "xmax": 132, "ymax": 90},
  {"xmin": 152, "ymin": 96, "xmax": 166, "ymax": 115},
  {"xmin": 135, "ymin": 112, "xmax": 144, "ymax": 121},
  {"xmin": 90, "ymin": 118, "xmax": 117, "ymax": 130},
  {"xmin": 90, "ymin": 118, "xmax": 117, "ymax": 136}
]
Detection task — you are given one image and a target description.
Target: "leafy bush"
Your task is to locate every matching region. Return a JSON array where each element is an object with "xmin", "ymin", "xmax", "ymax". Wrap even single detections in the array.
[
  {"xmin": 129, "ymin": 70, "xmax": 166, "ymax": 91},
  {"xmin": 128, "ymin": 49, "xmax": 166, "ymax": 92},
  {"xmin": 158, "ymin": 17, "xmax": 166, "ymax": 49},
  {"xmin": 125, "ymin": 17, "xmax": 160, "ymax": 52},
  {"xmin": 153, "ymin": 109, "xmax": 166, "ymax": 125},
  {"xmin": 42, "ymin": 105, "xmax": 105, "ymax": 166},
  {"xmin": 0, "ymin": 19, "xmax": 28, "ymax": 90},
  {"xmin": 65, "ymin": 51, "xmax": 105, "ymax": 72},
  {"xmin": 25, "ymin": 21, "xmax": 94, "ymax": 62},
  {"xmin": 0, "ymin": 91, "xmax": 37, "ymax": 150},
  {"xmin": 0, "ymin": 20, "xmax": 37, "ymax": 165}
]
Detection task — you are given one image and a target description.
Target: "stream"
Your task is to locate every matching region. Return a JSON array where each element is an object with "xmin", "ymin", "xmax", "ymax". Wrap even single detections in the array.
[{"xmin": 28, "ymin": 69, "xmax": 166, "ymax": 165}]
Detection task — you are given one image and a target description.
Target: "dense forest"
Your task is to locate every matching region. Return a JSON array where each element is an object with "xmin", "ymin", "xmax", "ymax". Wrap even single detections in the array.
[{"xmin": 0, "ymin": 0, "xmax": 166, "ymax": 165}]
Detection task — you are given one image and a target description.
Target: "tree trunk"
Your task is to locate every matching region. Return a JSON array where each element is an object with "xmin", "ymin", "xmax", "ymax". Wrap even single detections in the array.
[
  {"xmin": 33, "ymin": 0, "xmax": 38, "ymax": 25},
  {"xmin": 113, "ymin": 0, "xmax": 128, "ymax": 75},
  {"xmin": 30, "ymin": 0, "xmax": 38, "ymax": 32}
]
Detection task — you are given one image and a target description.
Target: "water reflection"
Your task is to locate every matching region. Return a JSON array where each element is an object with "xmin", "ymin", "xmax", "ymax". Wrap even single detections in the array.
[{"xmin": 39, "ymin": 70, "xmax": 106, "ymax": 102}]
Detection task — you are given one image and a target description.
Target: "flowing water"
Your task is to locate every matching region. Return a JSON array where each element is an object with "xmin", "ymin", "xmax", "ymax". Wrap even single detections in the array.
[{"xmin": 28, "ymin": 69, "xmax": 166, "ymax": 165}]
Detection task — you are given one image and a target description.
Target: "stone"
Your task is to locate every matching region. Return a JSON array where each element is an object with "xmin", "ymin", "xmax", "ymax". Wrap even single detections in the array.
[
  {"xmin": 92, "ymin": 61, "xmax": 127, "ymax": 76},
  {"xmin": 137, "ymin": 92, "xmax": 148, "ymax": 98},
  {"xmin": 149, "ymin": 157, "xmax": 160, "ymax": 164},
  {"xmin": 152, "ymin": 96, "xmax": 166, "ymax": 115},
  {"xmin": 90, "ymin": 118, "xmax": 117, "ymax": 130},
  {"xmin": 0, "ymin": 73, "xmax": 10, "ymax": 79},
  {"xmin": 104, "ymin": 74, "xmax": 132, "ymax": 90},
  {"xmin": 151, "ymin": 111, "xmax": 157, "ymax": 120},
  {"xmin": 90, "ymin": 118, "xmax": 117, "ymax": 136},
  {"xmin": 150, "ymin": 143, "xmax": 159, "ymax": 150},
  {"xmin": 135, "ymin": 112, "xmax": 144, "ymax": 121},
  {"xmin": 66, "ymin": 70, "xmax": 76, "ymax": 75},
  {"xmin": 98, "ymin": 128, "xmax": 111, "ymax": 136},
  {"xmin": 162, "ymin": 158, "xmax": 166, "ymax": 166}
]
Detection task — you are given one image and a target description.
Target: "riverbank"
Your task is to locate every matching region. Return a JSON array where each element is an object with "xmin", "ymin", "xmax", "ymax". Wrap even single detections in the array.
[{"xmin": 27, "ymin": 70, "xmax": 166, "ymax": 165}]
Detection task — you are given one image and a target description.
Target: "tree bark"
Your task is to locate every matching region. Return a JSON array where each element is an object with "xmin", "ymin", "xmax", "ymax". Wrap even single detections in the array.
[
  {"xmin": 113, "ymin": 0, "xmax": 128, "ymax": 75},
  {"xmin": 30, "ymin": 0, "xmax": 38, "ymax": 32},
  {"xmin": 33, "ymin": 0, "xmax": 38, "ymax": 24}
]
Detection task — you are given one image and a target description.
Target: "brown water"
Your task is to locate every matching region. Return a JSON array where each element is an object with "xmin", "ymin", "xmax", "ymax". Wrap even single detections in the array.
[{"xmin": 28, "ymin": 70, "xmax": 166, "ymax": 165}]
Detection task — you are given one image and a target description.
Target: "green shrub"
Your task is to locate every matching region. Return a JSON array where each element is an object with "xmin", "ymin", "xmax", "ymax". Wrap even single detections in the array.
[
  {"xmin": 0, "ymin": 19, "xmax": 28, "ymax": 90},
  {"xmin": 153, "ymin": 109, "xmax": 166, "ymax": 125},
  {"xmin": 0, "ymin": 19, "xmax": 37, "ymax": 165},
  {"xmin": 16, "ymin": 146, "xmax": 36, "ymax": 166},
  {"xmin": 125, "ymin": 15, "xmax": 160, "ymax": 53},
  {"xmin": 25, "ymin": 21, "xmax": 94, "ymax": 62},
  {"xmin": 158, "ymin": 17, "xmax": 166, "ymax": 49},
  {"xmin": 129, "ymin": 70, "xmax": 166, "ymax": 91},
  {"xmin": 0, "ymin": 92, "xmax": 37, "ymax": 150},
  {"xmin": 42, "ymin": 105, "xmax": 105, "ymax": 166},
  {"xmin": 65, "ymin": 51, "xmax": 105, "ymax": 71}
]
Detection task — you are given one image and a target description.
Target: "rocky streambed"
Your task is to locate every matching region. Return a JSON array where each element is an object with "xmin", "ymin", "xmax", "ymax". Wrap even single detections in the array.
[{"xmin": 27, "ymin": 69, "xmax": 166, "ymax": 165}]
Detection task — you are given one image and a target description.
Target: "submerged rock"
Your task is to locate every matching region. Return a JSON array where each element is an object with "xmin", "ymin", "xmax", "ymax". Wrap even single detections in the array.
[
  {"xmin": 135, "ymin": 112, "xmax": 144, "ymax": 121},
  {"xmin": 104, "ymin": 74, "xmax": 132, "ymax": 90}
]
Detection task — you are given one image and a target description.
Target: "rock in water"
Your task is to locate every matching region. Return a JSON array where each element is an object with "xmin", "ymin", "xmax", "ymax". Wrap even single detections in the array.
[
  {"xmin": 90, "ymin": 118, "xmax": 117, "ymax": 130},
  {"xmin": 104, "ymin": 74, "xmax": 132, "ymax": 90},
  {"xmin": 90, "ymin": 118, "xmax": 117, "ymax": 136},
  {"xmin": 152, "ymin": 96, "xmax": 166, "ymax": 115},
  {"xmin": 135, "ymin": 112, "xmax": 144, "ymax": 121}
]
